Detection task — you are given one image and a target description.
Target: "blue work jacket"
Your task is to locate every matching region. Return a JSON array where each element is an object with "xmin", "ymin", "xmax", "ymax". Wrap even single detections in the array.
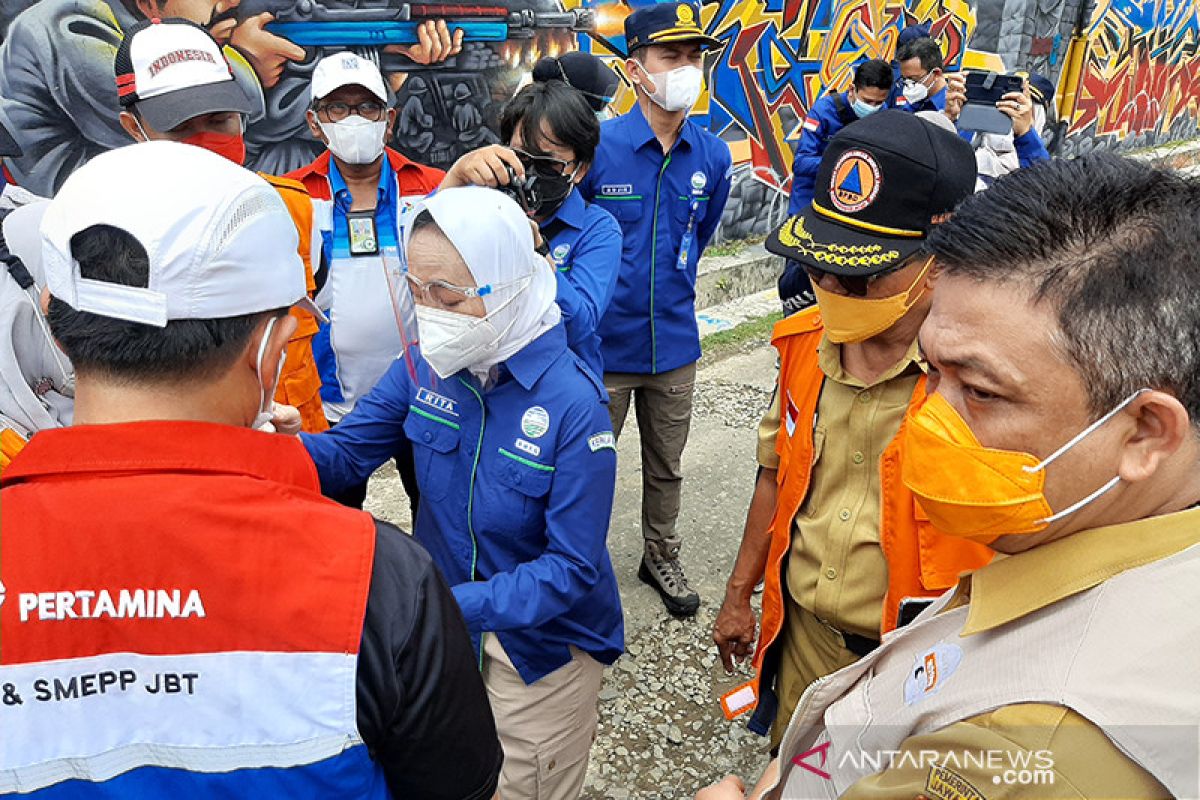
[
  {"xmin": 301, "ymin": 322, "xmax": 624, "ymax": 684},
  {"xmin": 581, "ymin": 103, "xmax": 732, "ymax": 375},
  {"xmin": 789, "ymin": 92, "xmax": 854, "ymax": 215},
  {"xmin": 896, "ymin": 85, "xmax": 947, "ymax": 114},
  {"xmin": 544, "ymin": 188, "xmax": 623, "ymax": 379}
]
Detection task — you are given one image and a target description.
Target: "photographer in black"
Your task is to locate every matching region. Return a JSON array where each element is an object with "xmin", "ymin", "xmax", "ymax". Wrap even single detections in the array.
[{"xmin": 440, "ymin": 81, "xmax": 622, "ymax": 378}]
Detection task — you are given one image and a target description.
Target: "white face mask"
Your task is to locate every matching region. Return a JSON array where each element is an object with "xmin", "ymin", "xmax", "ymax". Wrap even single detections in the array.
[
  {"xmin": 320, "ymin": 116, "xmax": 388, "ymax": 165},
  {"xmin": 902, "ymin": 77, "xmax": 930, "ymax": 105},
  {"xmin": 640, "ymin": 65, "xmax": 703, "ymax": 112},
  {"xmin": 253, "ymin": 316, "xmax": 287, "ymax": 431},
  {"xmin": 413, "ymin": 280, "xmax": 528, "ymax": 379}
]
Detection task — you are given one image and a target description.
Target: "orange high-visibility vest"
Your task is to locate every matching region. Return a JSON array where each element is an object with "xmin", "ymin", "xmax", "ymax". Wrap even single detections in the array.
[
  {"xmin": 261, "ymin": 174, "xmax": 328, "ymax": 434},
  {"xmin": 748, "ymin": 307, "xmax": 992, "ymax": 726}
]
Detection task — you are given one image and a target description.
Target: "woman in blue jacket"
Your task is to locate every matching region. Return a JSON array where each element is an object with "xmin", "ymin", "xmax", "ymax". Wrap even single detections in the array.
[{"xmin": 301, "ymin": 187, "xmax": 623, "ymax": 800}]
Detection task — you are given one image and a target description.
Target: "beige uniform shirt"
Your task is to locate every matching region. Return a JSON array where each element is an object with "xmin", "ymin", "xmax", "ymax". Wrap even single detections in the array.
[
  {"xmin": 758, "ymin": 337, "xmax": 923, "ymax": 638},
  {"xmin": 836, "ymin": 509, "xmax": 1200, "ymax": 798}
]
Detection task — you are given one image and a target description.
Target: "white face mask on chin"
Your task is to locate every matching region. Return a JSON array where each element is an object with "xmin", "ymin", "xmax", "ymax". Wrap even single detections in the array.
[
  {"xmin": 641, "ymin": 65, "xmax": 703, "ymax": 112},
  {"xmin": 320, "ymin": 116, "xmax": 388, "ymax": 165}
]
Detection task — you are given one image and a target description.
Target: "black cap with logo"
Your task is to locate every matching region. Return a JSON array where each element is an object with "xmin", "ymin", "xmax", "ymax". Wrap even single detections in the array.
[
  {"xmin": 624, "ymin": 2, "xmax": 721, "ymax": 53},
  {"xmin": 767, "ymin": 109, "xmax": 976, "ymax": 276}
]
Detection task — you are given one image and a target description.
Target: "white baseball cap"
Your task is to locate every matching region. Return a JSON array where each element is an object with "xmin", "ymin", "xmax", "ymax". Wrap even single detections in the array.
[
  {"xmin": 115, "ymin": 18, "xmax": 255, "ymax": 132},
  {"xmin": 310, "ymin": 52, "xmax": 389, "ymax": 104},
  {"xmin": 41, "ymin": 140, "xmax": 322, "ymax": 327}
]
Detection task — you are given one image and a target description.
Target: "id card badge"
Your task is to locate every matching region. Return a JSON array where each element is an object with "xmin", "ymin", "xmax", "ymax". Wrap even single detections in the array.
[
  {"xmin": 676, "ymin": 192, "xmax": 703, "ymax": 271},
  {"xmin": 347, "ymin": 211, "xmax": 379, "ymax": 256}
]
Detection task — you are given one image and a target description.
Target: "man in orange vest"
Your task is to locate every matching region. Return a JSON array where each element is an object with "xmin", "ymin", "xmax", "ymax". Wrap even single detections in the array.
[
  {"xmin": 712, "ymin": 110, "xmax": 991, "ymax": 748},
  {"xmin": 0, "ymin": 141, "xmax": 502, "ymax": 797},
  {"xmin": 113, "ymin": 17, "xmax": 328, "ymax": 432}
]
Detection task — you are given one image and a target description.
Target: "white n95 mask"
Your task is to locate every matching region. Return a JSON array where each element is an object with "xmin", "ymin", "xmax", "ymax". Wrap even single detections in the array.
[
  {"xmin": 902, "ymin": 80, "xmax": 930, "ymax": 105},
  {"xmin": 415, "ymin": 305, "xmax": 504, "ymax": 379},
  {"xmin": 643, "ymin": 65, "xmax": 703, "ymax": 112},
  {"xmin": 320, "ymin": 117, "xmax": 387, "ymax": 165}
]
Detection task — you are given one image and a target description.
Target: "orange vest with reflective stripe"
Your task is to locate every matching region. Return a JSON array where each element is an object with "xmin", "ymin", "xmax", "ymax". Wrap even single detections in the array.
[
  {"xmin": 752, "ymin": 307, "xmax": 993, "ymax": 681},
  {"xmin": 261, "ymin": 174, "xmax": 328, "ymax": 434}
]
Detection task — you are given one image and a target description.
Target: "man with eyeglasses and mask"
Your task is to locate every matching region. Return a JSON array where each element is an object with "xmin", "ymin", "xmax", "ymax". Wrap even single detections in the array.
[
  {"xmin": 711, "ymin": 111, "xmax": 993, "ymax": 752},
  {"xmin": 577, "ymin": 1, "xmax": 733, "ymax": 618},
  {"xmin": 441, "ymin": 79, "xmax": 622, "ymax": 379},
  {"xmin": 895, "ymin": 36, "xmax": 949, "ymax": 113},
  {"xmin": 287, "ymin": 51, "xmax": 445, "ymax": 512}
]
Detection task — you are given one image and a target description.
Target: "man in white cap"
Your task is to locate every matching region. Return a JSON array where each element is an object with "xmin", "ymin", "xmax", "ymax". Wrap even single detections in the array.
[
  {"xmin": 0, "ymin": 141, "xmax": 502, "ymax": 799},
  {"xmin": 286, "ymin": 51, "xmax": 445, "ymax": 511},
  {"xmin": 114, "ymin": 16, "xmax": 328, "ymax": 434}
]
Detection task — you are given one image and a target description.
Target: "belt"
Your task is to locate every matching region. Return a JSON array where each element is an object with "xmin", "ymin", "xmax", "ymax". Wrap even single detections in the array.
[
  {"xmin": 842, "ymin": 631, "xmax": 880, "ymax": 658},
  {"xmin": 816, "ymin": 615, "xmax": 880, "ymax": 658}
]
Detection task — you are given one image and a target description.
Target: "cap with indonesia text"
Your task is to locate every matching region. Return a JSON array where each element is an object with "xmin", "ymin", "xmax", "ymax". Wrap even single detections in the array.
[
  {"xmin": 114, "ymin": 17, "xmax": 255, "ymax": 133},
  {"xmin": 40, "ymin": 141, "xmax": 322, "ymax": 327},
  {"xmin": 766, "ymin": 109, "xmax": 976, "ymax": 276}
]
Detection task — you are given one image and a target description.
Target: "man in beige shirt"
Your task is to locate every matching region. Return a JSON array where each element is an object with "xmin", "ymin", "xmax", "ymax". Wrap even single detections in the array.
[
  {"xmin": 712, "ymin": 109, "xmax": 986, "ymax": 750},
  {"xmin": 700, "ymin": 151, "xmax": 1198, "ymax": 799}
]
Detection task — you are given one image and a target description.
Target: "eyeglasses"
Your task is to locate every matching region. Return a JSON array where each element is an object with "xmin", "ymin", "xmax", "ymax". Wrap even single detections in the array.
[
  {"xmin": 406, "ymin": 272, "xmax": 526, "ymax": 310},
  {"xmin": 512, "ymin": 147, "xmax": 578, "ymax": 179},
  {"xmin": 318, "ymin": 100, "xmax": 386, "ymax": 122}
]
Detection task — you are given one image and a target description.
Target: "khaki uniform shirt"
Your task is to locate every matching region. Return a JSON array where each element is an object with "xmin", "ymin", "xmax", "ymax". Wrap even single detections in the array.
[
  {"xmin": 758, "ymin": 337, "xmax": 922, "ymax": 638},
  {"xmin": 839, "ymin": 509, "xmax": 1200, "ymax": 798}
]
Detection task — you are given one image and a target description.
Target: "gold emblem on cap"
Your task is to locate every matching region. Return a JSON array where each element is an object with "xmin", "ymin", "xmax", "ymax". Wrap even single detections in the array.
[{"xmin": 676, "ymin": 4, "xmax": 696, "ymax": 25}]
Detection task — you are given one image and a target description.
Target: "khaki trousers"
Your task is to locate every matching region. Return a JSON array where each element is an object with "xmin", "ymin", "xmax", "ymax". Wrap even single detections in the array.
[
  {"xmin": 770, "ymin": 599, "xmax": 861, "ymax": 751},
  {"xmin": 604, "ymin": 362, "xmax": 697, "ymax": 556},
  {"xmin": 482, "ymin": 635, "xmax": 605, "ymax": 800}
]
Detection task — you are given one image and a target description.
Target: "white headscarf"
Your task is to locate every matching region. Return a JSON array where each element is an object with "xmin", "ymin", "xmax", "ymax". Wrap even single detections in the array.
[{"xmin": 407, "ymin": 187, "xmax": 561, "ymax": 376}]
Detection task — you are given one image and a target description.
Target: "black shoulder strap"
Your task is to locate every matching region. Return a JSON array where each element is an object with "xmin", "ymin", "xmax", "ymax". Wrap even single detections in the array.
[{"xmin": 831, "ymin": 93, "xmax": 859, "ymax": 128}]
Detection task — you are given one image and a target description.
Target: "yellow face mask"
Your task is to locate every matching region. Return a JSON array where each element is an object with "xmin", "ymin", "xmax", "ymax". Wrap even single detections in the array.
[
  {"xmin": 812, "ymin": 257, "xmax": 933, "ymax": 343},
  {"xmin": 901, "ymin": 390, "xmax": 1145, "ymax": 544}
]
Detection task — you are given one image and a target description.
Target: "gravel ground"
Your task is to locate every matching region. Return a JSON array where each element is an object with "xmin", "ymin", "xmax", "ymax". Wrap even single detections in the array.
[{"xmin": 365, "ymin": 341, "xmax": 782, "ymax": 800}]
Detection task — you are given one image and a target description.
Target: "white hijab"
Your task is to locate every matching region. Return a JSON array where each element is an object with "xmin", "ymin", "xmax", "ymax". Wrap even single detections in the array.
[{"xmin": 408, "ymin": 187, "xmax": 561, "ymax": 376}]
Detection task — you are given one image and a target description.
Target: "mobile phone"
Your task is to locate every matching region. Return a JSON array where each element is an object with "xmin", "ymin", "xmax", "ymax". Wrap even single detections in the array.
[
  {"xmin": 958, "ymin": 72, "xmax": 1026, "ymax": 134},
  {"xmin": 896, "ymin": 597, "xmax": 935, "ymax": 628}
]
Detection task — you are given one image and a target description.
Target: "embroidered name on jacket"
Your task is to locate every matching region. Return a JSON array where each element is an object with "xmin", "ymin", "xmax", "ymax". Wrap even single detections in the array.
[{"xmin": 18, "ymin": 588, "xmax": 207, "ymax": 621}]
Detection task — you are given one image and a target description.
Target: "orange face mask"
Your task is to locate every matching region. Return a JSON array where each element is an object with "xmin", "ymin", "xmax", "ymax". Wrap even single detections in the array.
[
  {"xmin": 901, "ymin": 389, "xmax": 1145, "ymax": 544},
  {"xmin": 812, "ymin": 257, "xmax": 933, "ymax": 344}
]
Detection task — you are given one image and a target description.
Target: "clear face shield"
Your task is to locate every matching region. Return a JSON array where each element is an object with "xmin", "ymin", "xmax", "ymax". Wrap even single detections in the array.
[{"xmin": 384, "ymin": 206, "xmax": 423, "ymax": 386}]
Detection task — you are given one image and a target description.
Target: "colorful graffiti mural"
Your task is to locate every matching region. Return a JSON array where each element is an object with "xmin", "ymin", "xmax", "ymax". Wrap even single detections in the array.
[{"xmin": 1069, "ymin": 0, "xmax": 1200, "ymax": 148}]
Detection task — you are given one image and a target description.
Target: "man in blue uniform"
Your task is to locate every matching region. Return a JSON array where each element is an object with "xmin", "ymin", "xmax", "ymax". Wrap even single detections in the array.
[
  {"xmin": 895, "ymin": 37, "xmax": 949, "ymax": 113},
  {"xmin": 580, "ymin": 1, "xmax": 732, "ymax": 617},
  {"xmin": 789, "ymin": 59, "xmax": 892, "ymax": 216}
]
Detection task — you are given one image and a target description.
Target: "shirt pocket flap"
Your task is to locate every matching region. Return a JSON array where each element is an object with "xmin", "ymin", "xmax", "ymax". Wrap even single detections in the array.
[
  {"xmin": 593, "ymin": 196, "xmax": 641, "ymax": 223},
  {"xmin": 404, "ymin": 409, "xmax": 461, "ymax": 453},
  {"xmin": 496, "ymin": 448, "xmax": 555, "ymax": 498}
]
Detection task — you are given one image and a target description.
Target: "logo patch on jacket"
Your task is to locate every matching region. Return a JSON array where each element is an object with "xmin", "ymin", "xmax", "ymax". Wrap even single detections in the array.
[
  {"xmin": 903, "ymin": 642, "xmax": 963, "ymax": 705},
  {"xmin": 784, "ymin": 390, "xmax": 800, "ymax": 438},
  {"xmin": 417, "ymin": 387, "xmax": 458, "ymax": 416},
  {"xmin": 588, "ymin": 432, "xmax": 616, "ymax": 452},
  {"xmin": 515, "ymin": 438, "xmax": 541, "ymax": 457},
  {"xmin": 521, "ymin": 406, "xmax": 551, "ymax": 439}
]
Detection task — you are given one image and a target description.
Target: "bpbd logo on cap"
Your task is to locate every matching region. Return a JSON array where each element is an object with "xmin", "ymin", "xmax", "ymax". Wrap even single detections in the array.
[{"xmin": 830, "ymin": 150, "xmax": 882, "ymax": 214}]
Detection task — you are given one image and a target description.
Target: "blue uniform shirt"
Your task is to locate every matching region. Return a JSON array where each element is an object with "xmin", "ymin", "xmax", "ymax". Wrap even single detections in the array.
[
  {"xmin": 543, "ymin": 189, "xmax": 623, "ymax": 379},
  {"xmin": 896, "ymin": 85, "xmax": 947, "ymax": 114},
  {"xmin": 789, "ymin": 91, "xmax": 853, "ymax": 215},
  {"xmin": 581, "ymin": 103, "xmax": 732, "ymax": 375},
  {"xmin": 301, "ymin": 322, "xmax": 624, "ymax": 684}
]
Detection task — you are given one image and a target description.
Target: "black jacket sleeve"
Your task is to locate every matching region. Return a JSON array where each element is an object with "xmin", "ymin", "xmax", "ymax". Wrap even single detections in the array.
[{"xmin": 357, "ymin": 520, "xmax": 503, "ymax": 800}]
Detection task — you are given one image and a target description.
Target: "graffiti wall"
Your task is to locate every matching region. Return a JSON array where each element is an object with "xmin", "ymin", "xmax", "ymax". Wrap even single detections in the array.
[
  {"xmin": 1, "ymin": 0, "xmax": 1198, "ymax": 233},
  {"xmin": 1064, "ymin": 0, "xmax": 1200, "ymax": 155}
]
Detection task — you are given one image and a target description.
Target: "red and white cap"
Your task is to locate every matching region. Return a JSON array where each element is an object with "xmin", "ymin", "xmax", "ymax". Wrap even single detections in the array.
[
  {"xmin": 41, "ymin": 141, "xmax": 322, "ymax": 327},
  {"xmin": 114, "ymin": 17, "xmax": 255, "ymax": 132},
  {"xmin": 310, "ymin": 51, "xmax": 389, "ymax": 104}
]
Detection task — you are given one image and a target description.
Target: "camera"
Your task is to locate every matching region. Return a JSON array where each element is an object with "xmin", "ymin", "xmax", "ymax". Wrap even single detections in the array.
[{"xmin": 497, "ymin": 165, "xmax": 544, "ymax": 216}]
